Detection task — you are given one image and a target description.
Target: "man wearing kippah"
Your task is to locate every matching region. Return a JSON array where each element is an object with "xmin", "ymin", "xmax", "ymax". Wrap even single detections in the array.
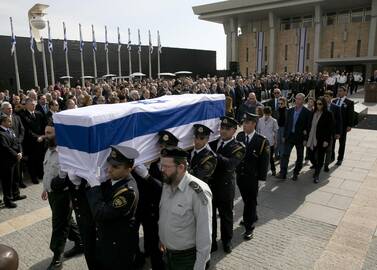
[
  {"xmin": 158, "ymin": 147, "xmax": 212, "ymax": 270},
  {"xmin": 86, "ymin": 145, "xmax": 140, "ymax": 269}
]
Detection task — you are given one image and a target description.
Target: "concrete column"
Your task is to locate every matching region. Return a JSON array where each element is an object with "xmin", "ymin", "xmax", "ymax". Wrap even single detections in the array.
[
  {"xmin": 313, "ymin": 5, "xmax": 322, "ymax": 73},
  {"xmin": 268, "ymin": 12, "xmax": 276, "ymax": 73},
  {"xmin": 366, "ymin": 0, "xmax": 377, "ymax": 77},
  {"xmin": 230, "ymin": 17, "xmax": 239, "ymax": 62}
]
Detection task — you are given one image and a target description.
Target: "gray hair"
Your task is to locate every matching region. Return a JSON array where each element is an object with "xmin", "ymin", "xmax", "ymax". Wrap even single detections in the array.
[{"xmin": 0, "ymin": 101, "xmax": 12, "ymax": 110}]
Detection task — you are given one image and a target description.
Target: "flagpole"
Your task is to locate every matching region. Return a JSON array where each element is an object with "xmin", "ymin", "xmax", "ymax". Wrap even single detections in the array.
[
  {"xmin": 92, "ymin": 25, "xmax": 97, "ymax": 83},
  {"xmin": 105, "ymin": 25, "xmax": 109, "ymax": 75},
  {"xmin": 138, "ymin": 29, "xmax": 142, "ymax": 73},
  {"xmin": 157, "ymin": 30, "xmax": 161, "ymax": 79},
  {"xmin": 79, "ymin": 23, "xmax": 85, "ymax": 87},
  {"xmin": 148, "ymin": 30, "xmax": 152, "ymax": 79},
  {"xmin": 10, "ymin": 17, "xmax": 20, "ymax": 94},
  {"xmin": 63, "ymin": 22, "xmax": 70, "ymax": 88},
  {"xmin": 41, "ymin": 37, "xmax": 49, "ymax": 90},
  {"xmin": 47, "ymin": 21, "xmax": 55, "ymax": 86},
  {"xmin": 128, "ymin": 28, "xmax": 132, "ymax": 76},
  {"xmin": 29, "ymin": 24, "xmax": 38, "ymax": 87},
  {"xmin": 118, "ymin": 27, "xmax": 122, "ymax": 77}
]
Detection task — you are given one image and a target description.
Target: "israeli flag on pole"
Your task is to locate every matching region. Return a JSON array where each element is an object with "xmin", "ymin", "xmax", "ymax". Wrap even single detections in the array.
[
  {"xmin": 127, "ymin": 28, "xmax": 131, "ymax": 51},
  {"xmin": 47, "ymin": 21, "xmax": 53, "ymax": 53},
  {"xmin": 63, "ymin": 22, "xmax": 68, "ymax": 53},
  {"xmin": 92, "ymin": 25, "xmax": 97, "ymax": 52},
  {"xmin": 79, "ymin": 24, "xmax": 84, "ymax": 52},
  {"xmin": 148, "ymin": 30, "xmax": 153, "ymax": 55},
  {"xmin": 105, "ymin": 25, "xmax": 109, "ymax": 53},
  {"xmin": 157, "ymin": 30, "xmax": 162, "ymax": 54},
  {"xmin": 29, "ymin": 24, "xmax": 34, "ymax": 53},
  {"xmin": 117, "ymin": 27, "xmax": 121, "ymax": 52},
  {"xmin": 10, "ymin": 17, "xmax": 16, "ymax": 56},
  {"xmin": 138, "ymin": 29, "xmax": 141, "ymax": 54},
  {"xmin": 53, "ymin": 94, "xmax": 225, "ymax": 184}
]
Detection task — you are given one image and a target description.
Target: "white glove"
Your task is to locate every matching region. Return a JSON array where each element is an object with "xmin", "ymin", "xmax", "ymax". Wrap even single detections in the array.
[{"xmin": 134, "ymin": 164, "xmax": 149, "ymax": 179}]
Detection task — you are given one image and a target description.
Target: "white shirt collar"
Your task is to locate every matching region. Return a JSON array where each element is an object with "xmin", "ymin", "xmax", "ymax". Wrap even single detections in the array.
[{"xmin": 245, "ymin": 130, "xmax": 256, "ymax": 141}]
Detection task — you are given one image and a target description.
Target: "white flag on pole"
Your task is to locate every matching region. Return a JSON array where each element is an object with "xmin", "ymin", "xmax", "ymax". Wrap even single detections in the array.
[
  {"xmin": 138, "ymin": 29, "xmax": 141, "ymax": 54},
  {"xmin": 10, "ymin": 17, "xmax": 16, "ymax": 56},
  {"xmin": 92, "ymin": 25, "xmax": 97, "ymax": 52},
  {"xmin": 127, "ymin": 28, "xmax": 131, "ymax": 51},
  {"xmin": 79, "ymin": 24, "xmax": 84, "ymax": 52},
  {"xmin": 117, "ymin": 27, "xmax": 122, "ymax": 52},
  {"xmin": 105, "ymin": 25, "xmax": 109, "ymax": 53},
  {"xmin": 148, "ymin": 30, "xmax": 153, "ymax": 55},
  {"xmin": 47, "ymin": 21, "xmax": 53, "ymax": 53},
  {"xmin": 29, "ymin": 24, "xmax": 35, "ymax": 53},
  {"xmin": 157, "ymin": 30, "xmax": 162, "ymax": 54},
  {"xmin": 63, "ymin": 22, "xmax": 68, "ymax": 52}
]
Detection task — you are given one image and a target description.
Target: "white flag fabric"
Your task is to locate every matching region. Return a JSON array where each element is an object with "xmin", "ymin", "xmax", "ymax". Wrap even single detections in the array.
[
  {"xmin": 92, "ymin": 25, "xmax": 97, "ymax": 52},
  {"xmin": 79, "ymin": 24, "xmax": 84, "ymax": 52},
  {"xmin": 29, "ymin": 24, "xmax": 35, "ymax": 53},
  {"xmin": 47, "ymin": 21, "xmax": 53, "ymax": 53},
  {"xmin": 138, "ymin": 29, "xmax": 141, "ymax": 54},
  {"xmin": 105, "ymin": 25, "xmax": 109, "ymax": 53},
  {"xmin": 53, "ymin": 94, "xmax": 225, "ymax": 184},
  {"xmin": 148, "ymin": 30, "xmax": 153, "ymax": 54},
  {"xmin": 157, "ymin": 30, "xmax": 162, "ymax": 54},
  {"xmin": 127, "ymin": 28, "xmax": 131, "ymax": 51},
  {"xmin": 10, "ymin": 17, "xmax": 16, "ymax": 56},
  {"xmin": 117, "ymin": 27, "xmax": 122, "ymax": 52}
]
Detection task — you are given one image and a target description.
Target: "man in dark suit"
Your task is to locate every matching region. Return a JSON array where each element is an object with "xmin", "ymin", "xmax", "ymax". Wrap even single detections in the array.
[
  {"xmin": 209, "ymin": 116, "xmax": 245, "ymax": 253},
  {"xmin": 0, "ymin": 114, "xmax": 27, "ymax": 208},
  {"xmin": 266, "ymin": 88, "xmax": 281, "ymax": 119},
  {"xmin": 277, "ymin": 93, "xmax": 311, "ymax": 181},
  {"xmin": 19, "ymin": 98, "xmax": 46, "ymax": 184},
  {"xmin": 188, "ymin": 124, "xmax": 217, "ymax": 183},
  {"xmin": 236, "ymin": 113, "xmax": 269, "ymax": 240},
  {"xmin": 1, "ymin": 102, "xmax": 25, "ymax": 188},
  {"xmin": 35, "ymin": 94, "xmax": 49, "ymax": 120},
  {"xmin": 332, "ymin": 86, "xmax": 354, "ymax": 165},
  {"xmin": 324, "ymin": 91, "xmax": 342, "ymax": 171}
]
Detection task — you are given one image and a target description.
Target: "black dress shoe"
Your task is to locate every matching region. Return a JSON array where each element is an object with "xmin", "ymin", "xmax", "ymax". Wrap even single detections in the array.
[
  {"xmin": 223, "ymin": 243, "xmax": 232, "ymax": 254},
  {"xmin": 291, "ymin": 174, "xmax": 298, "ymax": 181},
  {"xmin": 19, "ymin": 183, "xmax": 27, "ymax": 188},
  {"xmin": 275, "ymin": 173, "xmax": 286, "ymax": 180},
  {"xmin": 336, "ymin": 160, "xmax": 342, "ymax": 166},
  {"xmin": 47, "ymin": 260, "xmax": 63, "ymax": 270},
  {"xmin": 63, "ymin": 245, "xmax": 83, "ymax": 258},
  {"xmin": 211, "ymin": 242, "xmax": 218, "ymax": 253},
  {"xmin": 12, "ymin": 195, "xmax": 27, "ymax": 201},
  {"xmin": 243, "ymin": 228, "xmax": 254, "ymax": 240},
  {"xmin": 313, "ymin": 176, "xmax": 319, "ymax": 184},
  {"xmin": 4, "ymin": 201, "xmax": 17, "ymax": 208},
  {"xmin": 271, "ymin": 171, "xmax": 276, "ymax": 176},
  {"xmin": 324, "ymin": 165, "xmax": 330, "ymax": 172}
]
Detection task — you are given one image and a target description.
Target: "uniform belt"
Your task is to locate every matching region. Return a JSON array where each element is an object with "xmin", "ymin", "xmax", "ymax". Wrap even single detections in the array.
[{"xmin": 166, "ymin": 247, "xmax": 196, "ymax": 256}]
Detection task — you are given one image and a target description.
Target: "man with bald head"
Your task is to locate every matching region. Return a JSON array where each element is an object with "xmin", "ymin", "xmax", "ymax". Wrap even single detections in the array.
[{"xmin": 238, "ymin": 92, "xmax": 264, "ymax": 122}]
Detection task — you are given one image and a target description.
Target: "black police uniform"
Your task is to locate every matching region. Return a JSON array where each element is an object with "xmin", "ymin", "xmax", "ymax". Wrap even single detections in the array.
[
  {"xmin": 209, "ymin": 117, "xmax": 245, "ymax": 250},
  {"xmin": 236, "ymin": 130, "xmax": 269, "ymax": 233},
  {"xmin": 132, "ymin": 171, "xmax": 164, "ymax": 270},
  {"xmin": 51, "ymin": 177, "xmax": 97, "ymax": 270},
  {"xmin": 188, "ymin": 124, "xmax": 217, "ymax": 183},
  {"xmin": 86, "ymin": 175, "xmax": 139, "ymax": 270}
]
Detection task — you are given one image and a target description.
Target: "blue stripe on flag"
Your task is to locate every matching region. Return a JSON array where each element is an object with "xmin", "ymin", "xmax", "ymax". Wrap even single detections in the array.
[{"xmin": 55, "ymin": 99, "xmax": 225, "ymax": 153}]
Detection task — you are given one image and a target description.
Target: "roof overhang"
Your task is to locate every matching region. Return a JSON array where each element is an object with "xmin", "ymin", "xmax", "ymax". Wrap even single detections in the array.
[
  {"xmin": 193, "ymin": 0, "xmax": 371, "ymax": 24},
  {"xmin": 316, "ymin": 57, "xmax": 377, "ymax": 65}
]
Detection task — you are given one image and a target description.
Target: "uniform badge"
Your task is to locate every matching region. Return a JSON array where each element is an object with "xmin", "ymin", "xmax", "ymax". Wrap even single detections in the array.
[
  {"xmin": 198, "ymin": 127, "xmax": 203, "ymax": 133},
  {"xmin": 111, "ymin": 150, "xmax": 117, "ymax": 158},
  {"xmin": 163, "ymin": 134, "xmax": 169, "ymax": 141},
  {"xmin": 223, "ymin": 119, "xmax": 228, "ymax": 124},
  {"xmin": 112, "ymin": 196, "xmax": 127, "ymax": 208}
]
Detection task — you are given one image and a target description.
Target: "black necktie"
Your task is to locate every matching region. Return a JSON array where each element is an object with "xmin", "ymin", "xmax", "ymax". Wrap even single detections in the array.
[
  {"xmin": 192, "ymin": 151, "xmax": 198, "ymax": 163},
  {"xmin": 246, "ymin": 136, "xmax": 249, "ymax": 145},
  {"xmin": 31, "ymin": 112, "xmax": 36, "ymax": 119},
  {"xmin": 217, "ymin": 141, "xmax": 224, "ymax": 152}
]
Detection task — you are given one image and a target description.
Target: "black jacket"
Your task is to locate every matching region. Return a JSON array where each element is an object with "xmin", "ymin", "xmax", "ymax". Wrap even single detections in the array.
[
  {"xmin": 284, "ymin": 106, "xmax": 311, "ymax": 143},
  {"xmin": 309, "ymin": 110, "xmax": 335, "ymax": 147},
  {"xmin": 188, "ymin": 146, "xmax": 217, "ymax": 183},
  {"xmin": 0, "ymin": 127, "xmax": 20, "ymax": 167},
  {"xmin": 332, "ymin": 97, "xmax": 355, "ymax": 130}
]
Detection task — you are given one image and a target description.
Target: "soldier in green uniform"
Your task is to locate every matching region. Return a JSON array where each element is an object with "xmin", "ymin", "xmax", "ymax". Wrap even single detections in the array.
[
  {"xmin": 86, "ymin": 145, "xmax": 139, "ymax": 270},
  {"xmin": 236, "ymin": 113, "xmax": 270, "ymax": 240},
  {"xmin": 188, "ymin": 124, "xmax": 217, "ymax": 183}
]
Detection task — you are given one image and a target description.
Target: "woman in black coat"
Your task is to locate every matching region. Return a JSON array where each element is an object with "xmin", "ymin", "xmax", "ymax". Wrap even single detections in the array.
[{"xmin": 306, "ymin": 96, "xmax": 335, "ymax": 183}]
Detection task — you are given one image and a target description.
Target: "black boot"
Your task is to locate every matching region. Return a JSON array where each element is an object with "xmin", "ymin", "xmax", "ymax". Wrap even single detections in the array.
[
  {"xmin": 47, "ymin": 253, "xmax": 63, "ymax": 270},
  {"xmin": 63, "ymin": 244, "xmax": 83, "ymax": 258}
]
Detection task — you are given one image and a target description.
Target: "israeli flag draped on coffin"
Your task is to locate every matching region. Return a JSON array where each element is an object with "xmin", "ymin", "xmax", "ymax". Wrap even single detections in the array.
[{"xmin": 53, "ymin": 94, "xmax": 225, "ymax": 185}]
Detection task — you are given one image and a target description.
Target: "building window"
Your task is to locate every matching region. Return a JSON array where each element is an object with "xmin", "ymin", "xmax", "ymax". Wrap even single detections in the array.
[
  {"xmin": 246, "ymin": 48, "xmax": 249, "ymax": 62},
  {"xmin": 326, "ymin": 12, "xmax": 336, "ymax": 25},
  {"xmin": 306, "ymin": 43, "xmax": 310, "ymax": 60},
  {"xmin": 351, "ymin": 8, "xmax": 363, "ymax": 23},
  {"xmin": 284, "ymin": 45, "xmax": 288, "ymax": 61},
  {"xmin": 364, "ymin": 8, "xmax": 371, "ymax": 22},
  {"xmin": 281, "ymin": 18, "xmax": 290, "ymax": 31},
  {"xmin": 291, "ymin": 17, "xmax": 301, "ymax": 29},
  {"xmin": 284, "ymin": 66, "xmax": 288, "ymax": 72},
  {"xmin": 264, "ymin": 46, "xmax": 268, "ymax": 62},
  {"xmin": 303, "ymin": 15, "xmax": 313, "ymax": 28},
  {"xmin": 330, "ymin": 42, "xmax": 335, "ymax": 58},
  {"xmin": 246, "ymin": 67, "xmax": 249, "ymax": 77},
  {"xmin": 338, "ymin": 10, "xmax": 350, "ymax": 24},
  {"xmin": 356, "ymin": 40, "xmax": 361, "ymax": 57}
]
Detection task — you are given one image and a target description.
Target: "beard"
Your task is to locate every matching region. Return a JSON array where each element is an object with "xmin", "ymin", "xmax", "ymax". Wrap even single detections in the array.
[
  {"xmin": 162, "ymin": 170, "xmax": 179, "ymax": 185},
  {"xmin": 46, "ymin": 137, "xmax": 57, "ymax": 148}
]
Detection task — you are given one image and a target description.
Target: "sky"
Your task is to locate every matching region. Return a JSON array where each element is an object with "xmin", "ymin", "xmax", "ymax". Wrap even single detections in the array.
[{"xmin": 0, "ymin": 0, "xmax": 226, "ymax": 69}]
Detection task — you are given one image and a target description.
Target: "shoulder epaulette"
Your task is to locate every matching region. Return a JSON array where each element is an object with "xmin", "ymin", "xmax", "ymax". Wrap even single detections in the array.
[{"xmin": 189, "ymin": 181, "xmax": 208, "ymax": 205}]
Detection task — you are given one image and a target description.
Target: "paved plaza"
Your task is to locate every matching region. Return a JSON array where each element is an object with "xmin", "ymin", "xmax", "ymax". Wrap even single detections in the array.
[{"xmin": 1, "ymin": 96, "xmax": 377, "ymax": 270}]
